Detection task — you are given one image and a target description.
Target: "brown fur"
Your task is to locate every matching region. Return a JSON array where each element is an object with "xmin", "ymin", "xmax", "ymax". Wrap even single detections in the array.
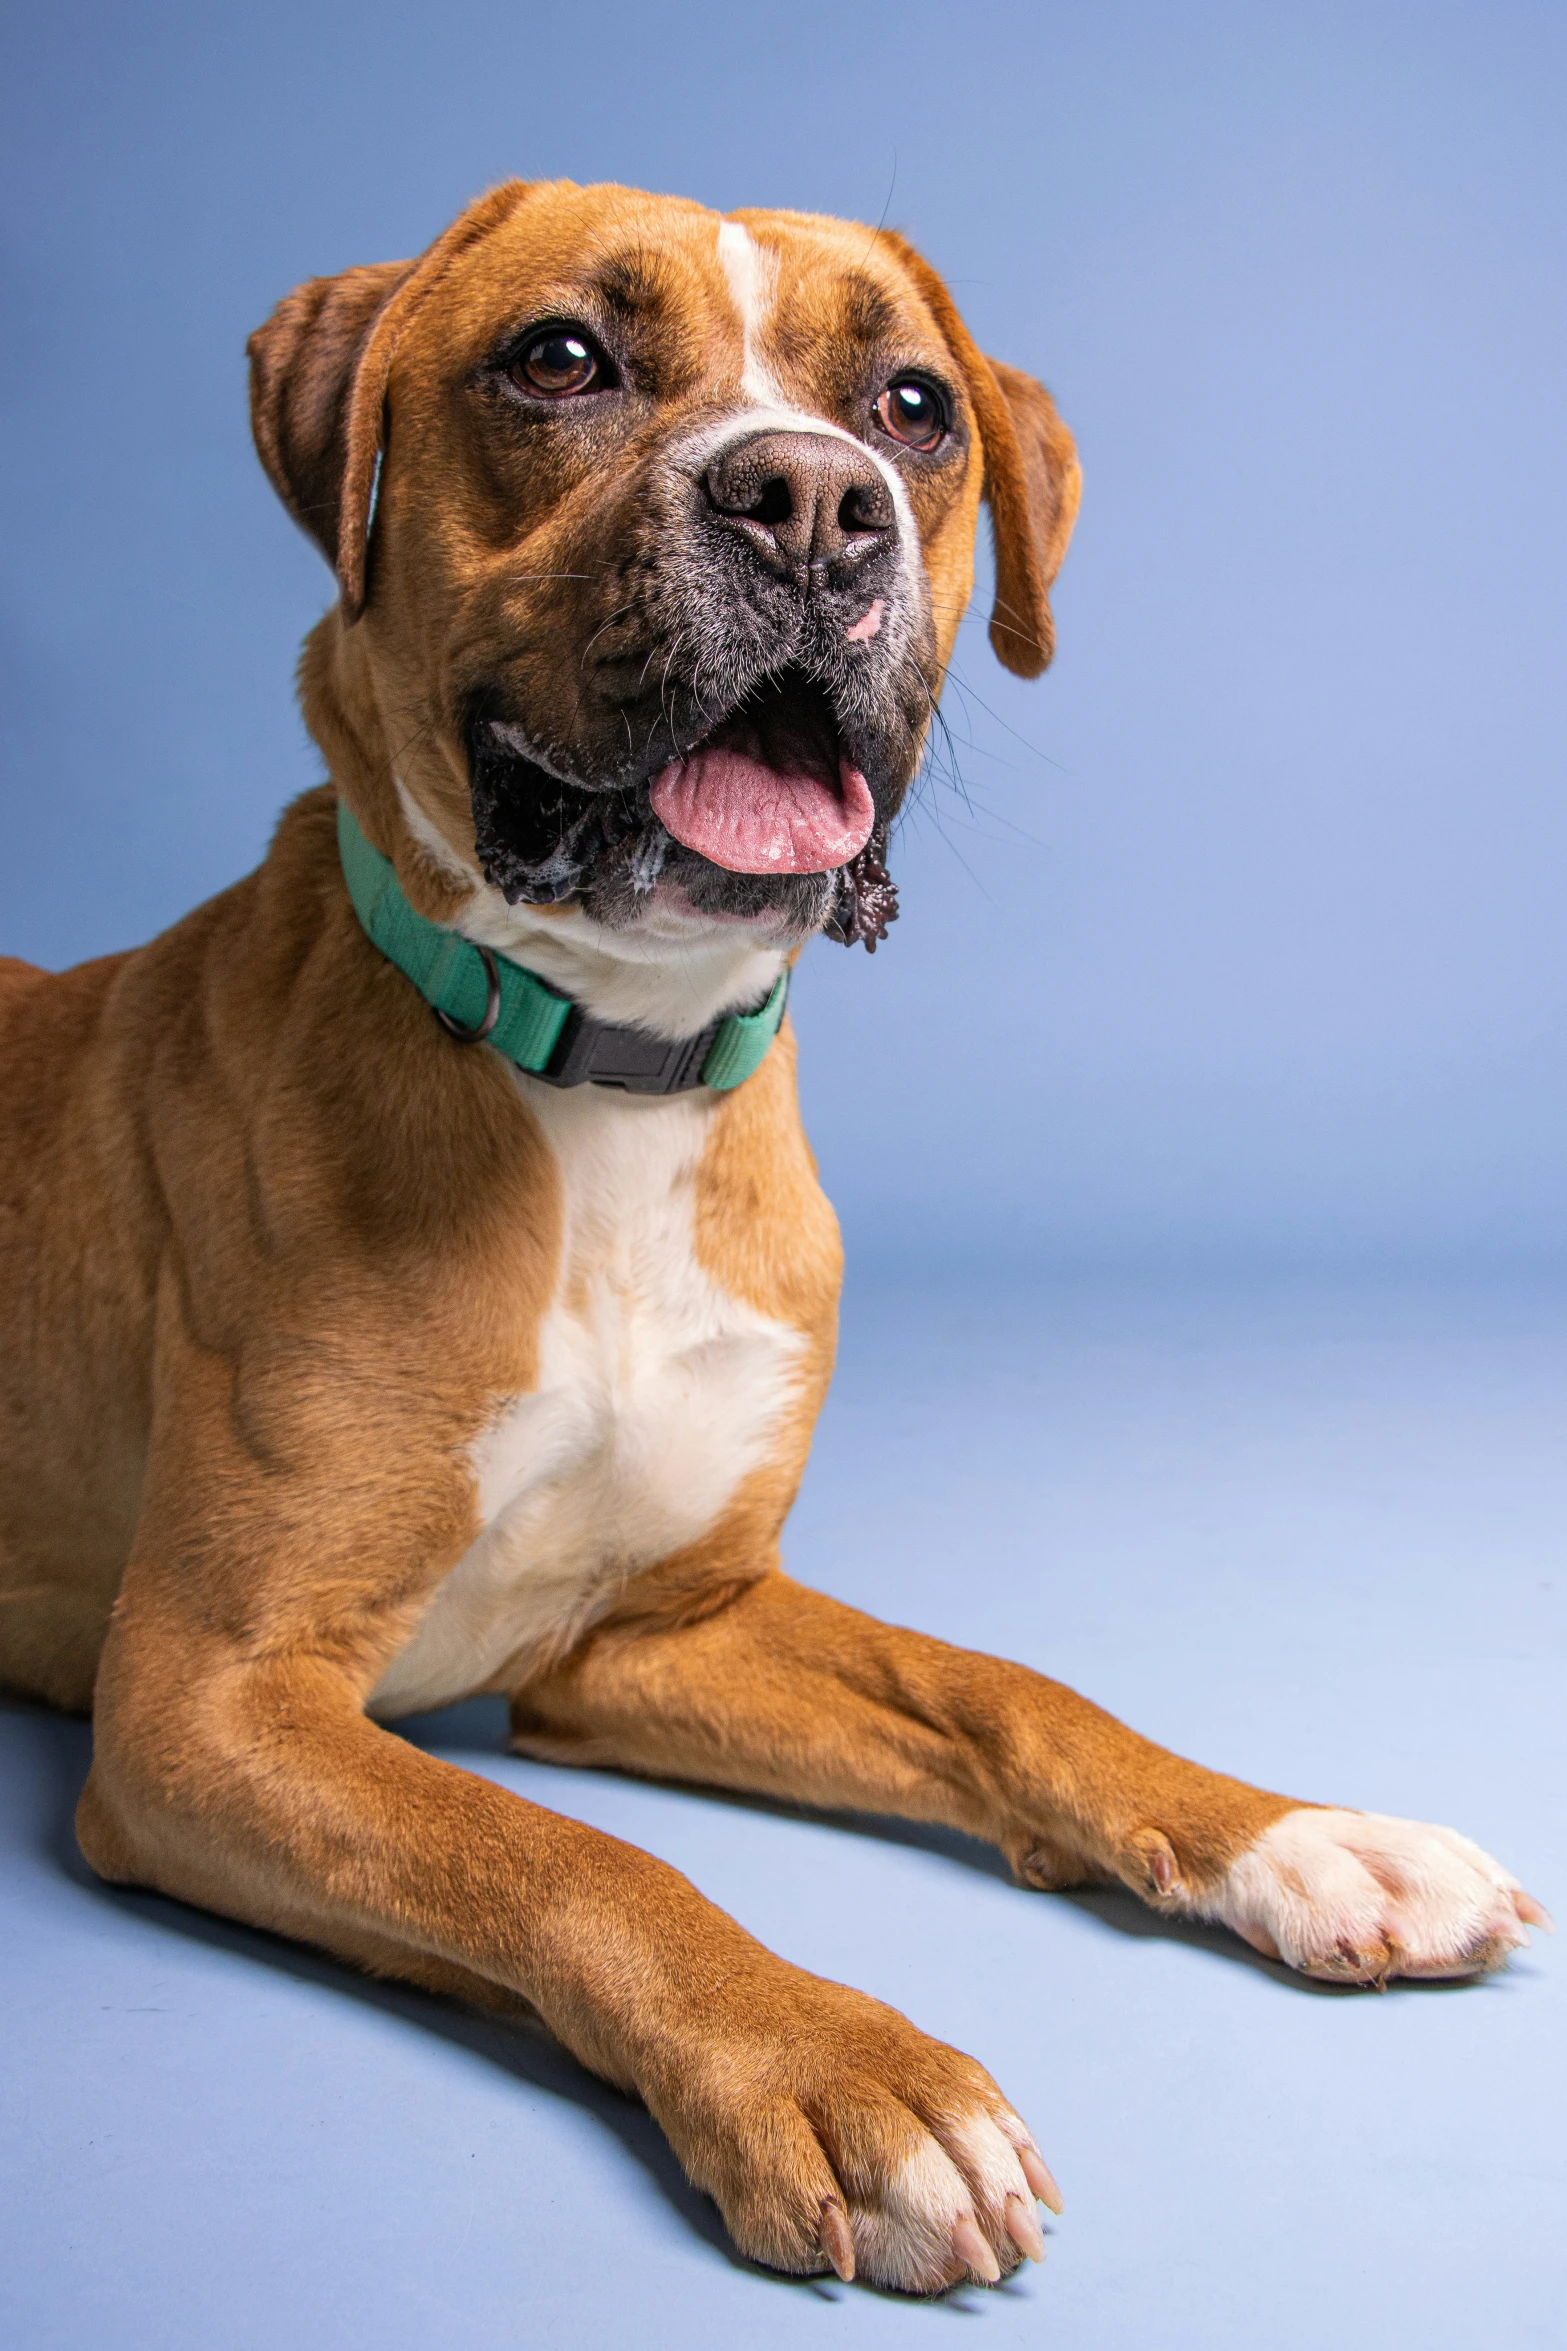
[{"xmin": 0, "ymin": 181, "xmax": 1299, "ymax": 2292}]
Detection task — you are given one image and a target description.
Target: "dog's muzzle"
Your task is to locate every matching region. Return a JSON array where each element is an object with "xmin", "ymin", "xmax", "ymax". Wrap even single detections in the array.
[{"xmin": 462, "ymin": 418, "xmax": 927, "ymax": 946}]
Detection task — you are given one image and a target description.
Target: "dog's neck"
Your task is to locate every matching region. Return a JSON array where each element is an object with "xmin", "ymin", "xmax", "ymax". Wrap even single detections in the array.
[
  {"xmin": 302, "ymin": 616, "xmax": 787, "ymax": 1046},
  {"xmin": 392, "ymin": 777, "xmax": 787, "ymax": 1042}
]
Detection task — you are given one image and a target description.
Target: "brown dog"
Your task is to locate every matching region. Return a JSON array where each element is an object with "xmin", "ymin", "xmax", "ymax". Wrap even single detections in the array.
[{"xmin": 0, "ymin": 179, "xmax": 1548, "ymax": 2294}]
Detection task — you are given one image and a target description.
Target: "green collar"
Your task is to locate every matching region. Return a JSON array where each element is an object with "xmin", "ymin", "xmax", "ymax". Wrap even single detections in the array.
[{"xmin": 337, "ymin": 800, "xmax": 788, "ymax": 1095}]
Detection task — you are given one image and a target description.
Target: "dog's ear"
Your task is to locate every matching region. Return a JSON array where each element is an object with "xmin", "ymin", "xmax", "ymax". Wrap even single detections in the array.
[
  {"xmin": 976, "ymin": 358, "xmax": 1081, "ymax": 677},
  {"xmin": 881, "ymin": 234, "xmax": 1081, "ymax": 677},
  {"xmin": 247, "ymin": 182, "xmax": 529, "ymax": 621},
  {"xmin": 247, "ymin": 261, "xmax": 411, "ymax": 608}
]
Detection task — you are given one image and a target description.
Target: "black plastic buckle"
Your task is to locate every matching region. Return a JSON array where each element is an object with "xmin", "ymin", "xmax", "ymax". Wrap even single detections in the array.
[{"xmin": 536, "ymin": 1005, "xmax": 723, "ymax": 1094}]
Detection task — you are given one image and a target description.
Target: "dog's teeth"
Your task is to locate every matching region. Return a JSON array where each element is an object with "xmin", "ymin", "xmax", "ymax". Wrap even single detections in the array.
[
  {"xmin": 1004, "ymin": 2193, "xmax": 1046, "ymax": 2263},
  {"xmin": 1017, "ymin": 2145, "xmax": 1063, "ymax": 2213}
]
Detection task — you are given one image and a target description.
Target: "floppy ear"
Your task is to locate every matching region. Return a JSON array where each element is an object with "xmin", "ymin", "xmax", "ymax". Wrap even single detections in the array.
[
  {"xmin": 881, "ymin": 234, "xmax": 1081, "ymax": 678},
  {"xmin": 979, "ymin": 358, "xmax": 1081, "ymax": 677},
  {"xmin": 246, "ymin": 181, "xmax": 529, "ymax": 621},
  {"xmin": 247, "ymin": 260, "xmax": 411, "ymax": 608}
]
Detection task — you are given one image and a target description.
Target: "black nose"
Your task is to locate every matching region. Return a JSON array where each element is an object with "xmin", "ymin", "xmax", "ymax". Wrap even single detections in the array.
[{"xmin": 704, "ymin": 430, "xmax": 896, "ymax": 587}]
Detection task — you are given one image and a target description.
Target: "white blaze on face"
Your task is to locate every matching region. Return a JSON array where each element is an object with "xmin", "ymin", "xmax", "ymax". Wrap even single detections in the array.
[{"xmin": 717, "ymin": 218, "xmax": 783, "ymax": 404}]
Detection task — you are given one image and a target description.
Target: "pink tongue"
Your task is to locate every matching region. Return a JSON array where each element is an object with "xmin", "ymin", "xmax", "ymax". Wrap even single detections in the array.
[{"xmin": 651, "ymin": 749, "xmax": 874, "ymax": 875}]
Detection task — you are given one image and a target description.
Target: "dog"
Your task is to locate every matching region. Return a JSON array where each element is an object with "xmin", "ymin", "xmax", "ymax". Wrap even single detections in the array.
[{"xmin": 0, "ymin": 178, "xmax": 1548, "ymax": 2294}]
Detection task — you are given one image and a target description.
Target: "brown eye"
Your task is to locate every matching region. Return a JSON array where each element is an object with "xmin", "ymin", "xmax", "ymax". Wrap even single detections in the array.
[
  {"xmin": 874, "ymin": 376, "xmax": 948, "ymax": 451},
  {"xmin": 510, "ymin": 328, "xmax": 604, "ymax": 397}
]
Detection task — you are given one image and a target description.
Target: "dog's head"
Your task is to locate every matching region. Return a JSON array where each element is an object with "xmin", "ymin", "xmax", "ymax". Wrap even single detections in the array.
[{"xmin": 249, "ymin": 181, "xmax": 1078, "ymax": 952}]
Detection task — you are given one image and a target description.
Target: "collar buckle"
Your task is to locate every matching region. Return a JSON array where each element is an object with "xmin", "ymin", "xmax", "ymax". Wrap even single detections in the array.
[{"xmin": 537, "ymin": 1005, "xmax": 723, "ymax": 1094}]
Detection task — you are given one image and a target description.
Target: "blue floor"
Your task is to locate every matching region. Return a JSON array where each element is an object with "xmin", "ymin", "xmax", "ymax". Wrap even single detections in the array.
[{"xmin": 4, "ymin": 1275, "xmax": 1564, "ymax": 2349}]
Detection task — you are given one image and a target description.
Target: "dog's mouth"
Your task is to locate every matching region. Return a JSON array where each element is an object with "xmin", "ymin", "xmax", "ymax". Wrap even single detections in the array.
[
  {"xmin": 465, "ymin": 666, "xmax": 901, "ymax": 951},
  {"xmin": 468, "ymin": 667, "xmax": 886, "ymax": 909},
  {"xmin": 650, "ymin": 673, "xmax": 874, "ymax": 877}
]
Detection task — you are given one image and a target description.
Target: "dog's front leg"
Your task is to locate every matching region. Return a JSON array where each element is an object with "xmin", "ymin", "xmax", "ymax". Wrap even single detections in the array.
[
  {"xmin": 75, "ymin": 1322, "xmax": 1056, "ymax": 2292},
  {"xmin": 513, "ymin": 1572, "xmax": 1548, "ymax": 1986}
]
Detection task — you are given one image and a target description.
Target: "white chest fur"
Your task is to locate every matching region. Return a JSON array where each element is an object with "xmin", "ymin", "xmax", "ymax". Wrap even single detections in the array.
[{"xmin": 369, "ymin": 1077, "xmax": 807, "ymax": 1720}]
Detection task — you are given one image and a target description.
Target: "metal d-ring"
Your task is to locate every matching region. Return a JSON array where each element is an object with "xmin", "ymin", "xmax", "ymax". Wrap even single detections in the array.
[{"xmin": 434, "ymin": 945, "xmax": 502, "ymax": 1044}]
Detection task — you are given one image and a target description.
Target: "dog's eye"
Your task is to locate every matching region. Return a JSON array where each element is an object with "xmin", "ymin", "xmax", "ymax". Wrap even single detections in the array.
[
  {"xmin": 874, "ymin": 376, "xmax": 948, "ymax": 452},
  {"xmin": 509, "ymin": 329, "xmax": 605, "ymax": 398}
]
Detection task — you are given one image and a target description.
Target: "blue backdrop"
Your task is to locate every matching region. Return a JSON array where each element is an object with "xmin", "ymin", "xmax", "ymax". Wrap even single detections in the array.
[
  {"xmin": 3, "ymin": 10, "xmax": 1564, "ymax": 2349},
  {"xmin": 4, "ymin": 0, "xmax": 1563, "ymax": 1275}
]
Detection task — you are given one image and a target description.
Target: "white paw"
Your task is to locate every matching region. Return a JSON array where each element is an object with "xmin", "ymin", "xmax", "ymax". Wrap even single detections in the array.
[
  {"xmin": 1202, "ymin": 1808, "xmax": 1551, "ymax": 1984},
  {"xmin": 840, "ymin": 2111, "xmax": 1053, "ymax": 2291},
  {"xmin": 659, "ymin": 1969, "xmax": 1063, "ymax": 2293}
]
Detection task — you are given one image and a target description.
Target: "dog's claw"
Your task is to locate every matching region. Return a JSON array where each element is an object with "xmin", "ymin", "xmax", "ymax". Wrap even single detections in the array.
[
  {"xmin": 818, "ymin": 2198, "xmax": 855, "ymax": 2282},
  {"xmin": 1004, "ymin": 2192, "xmax": 1046, "ymax": 2263},
  {"xmin": 951, "ymin": 2214, "xmax": 1001, "ymax": 2284},
  {"xmin": 1018, "ymin": 2144, "xmax": 1063, "ymax": 2214},
  {"xmin": 1515, "ymin": 1890, "xmax": 1554, "ymax": 1932}
]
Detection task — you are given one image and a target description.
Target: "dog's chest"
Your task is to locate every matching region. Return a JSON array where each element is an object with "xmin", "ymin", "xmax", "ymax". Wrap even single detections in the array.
[{"xmin": 369, "ymin": 1082, "xmax": 805, "ymax": 1718}]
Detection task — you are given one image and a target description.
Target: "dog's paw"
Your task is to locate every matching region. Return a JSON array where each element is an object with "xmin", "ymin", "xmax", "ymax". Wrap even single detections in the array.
[
  {"xmin": 1200, "ymin": 1807, "xmax": 1551, "ymax": 1985},
  {"xmin": 646, "ymin": 1974, "xmax": 1059, "ymax": 2292}
]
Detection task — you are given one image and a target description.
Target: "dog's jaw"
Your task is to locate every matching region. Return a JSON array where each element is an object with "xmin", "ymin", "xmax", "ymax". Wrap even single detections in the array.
[
  {"xmin": 461, "ymin": 679, "xmax": 863, "ymax": 949},
  {"xmin": 394, "ymin": 777, "xmax": 791, "ymax": 1041}
]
